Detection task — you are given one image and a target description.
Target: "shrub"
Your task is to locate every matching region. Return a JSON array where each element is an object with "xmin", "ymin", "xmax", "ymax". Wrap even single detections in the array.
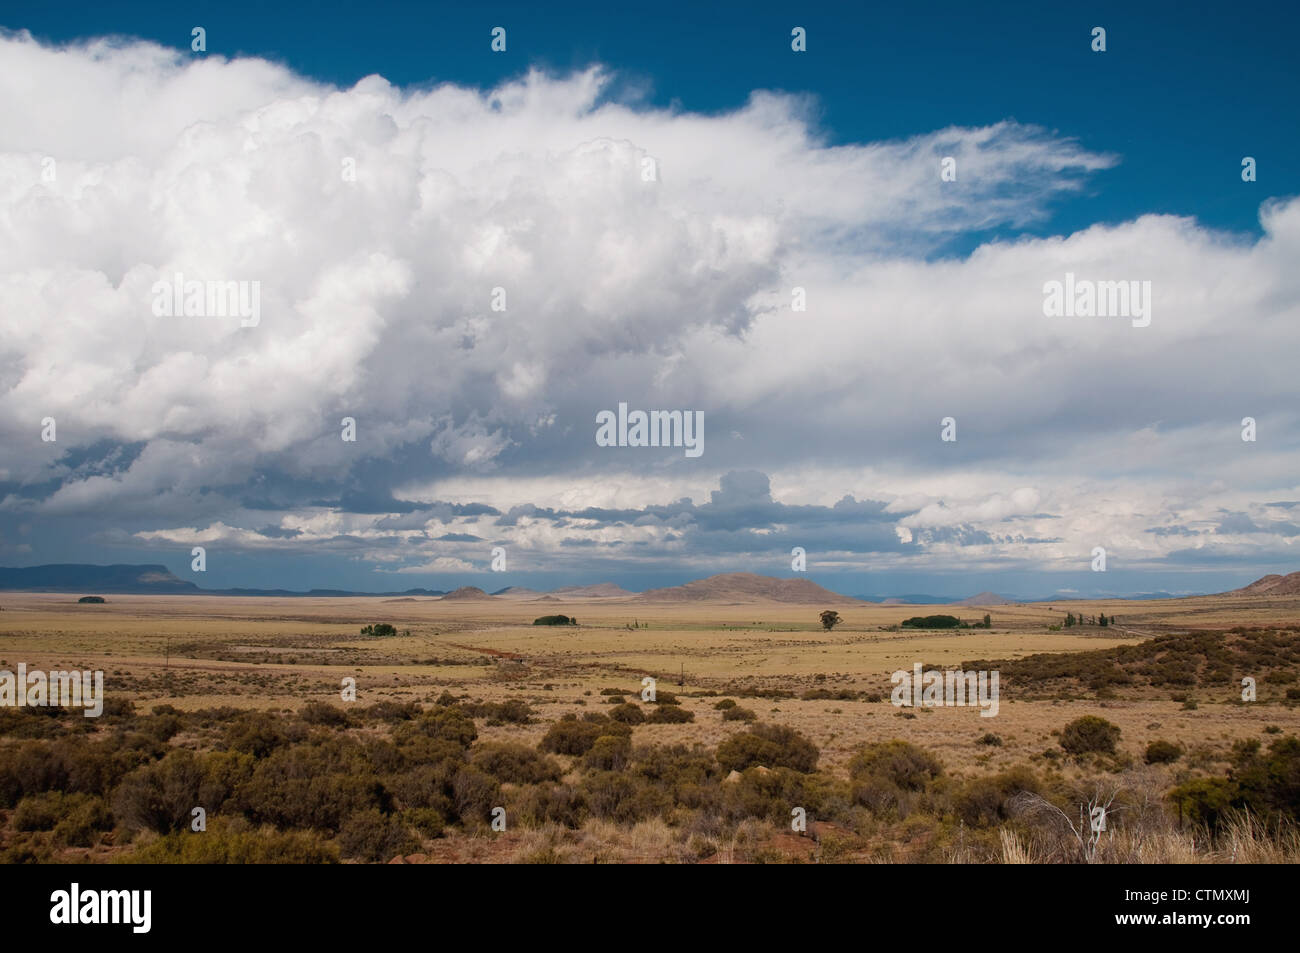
[
  {"xmin": 515, "ymin": 783, "xmax": 585, "ymax": 828},
  {"xmin": 1169, "ymin": 776, "xmax": 1239, "ymax": 829},
  {"xmin": 451, "ymin": 764, "xmax": 501, "ymax": 824},
  {"xmin": 337, "ymin": 810, "xmax": 419, "ymax": 862},
  {"xmin": 1060, "ymin": 716, "xmax": 1121, "ymax": 755},
  {"xmin": 950, "ymin": 765, "xmax": 1040, "ymax": 828},
  {"xmin": 582, "ymin": 734, "xmax": 632, "ymax": 772},
  {"xmin": 713, "ymin": 699, "xmax": 737, "ymax": 710},
  {"xmin": 722, "ymin": 706, "xmax": 757, "ymax": 722},
  {"xmin": 112, "ymin": 749, "xmax": 205, "ymax": 833},
  {"xmin": 401, "ymin": 807, "xmax": 445, "ymax": 839},
  {"xmin": 358, "ymin": 701, "xmax": 421, "ymax": 723},
  {"xmin": 405, "ymin": 707, "xmax": 478, "ymax": 749},
  {"xmin": 533, "ymin": 615, "xmax": 577, "ymax": 626},
  {"xmin": 580, "ymin": 771, "xmax": 669, "ymax": 823},
  {"xmin": 848, "ymin": 741, "xmax": 943, "ymax": 791},
  {"xmin": 1232, "ymin": 734, "xmax": 1300, "ymax": 822},
  {"xmin": 608, "ymin": 703, "xmax": 646, "ymax": 725},
  {"xmin": 1144, "ymin": 740, "xmax": 1183, "ymax": 764},
  {"xmin": 471, "ymin": 742, "xmax": 562, "ymax": 784},
  {"xmin": 900, "ymin": 615, "xmax": 962, "ymax": 629},
  {"xmin": 716, "ymin": 724, "xmax": 819, "ymax": 773},
  {"xmin": 14, "ymin": 791, "xmax": 112, "ymax": 846},
  {"xmin": 360, "ymin": 623, "xmax": 399, "ymax": 637},
  {"xmin": 233, "ymin": 741, "xmax": 388, "ymax": 829},
  {"xmin": 301, "ymin": 702, "xmax": 352, "ymax": 727},
  {"xmin": 648, "ymin": 705, "xmax": 694, "ymax": 724},
  {"xmin": 976, "ymin": 733, "xmax": 1003, "ymax": 747},
  {"xmin": 223, "ymin": 711, "xmax": 293, "ymax": 758},
  {"xmin": 77, "ymin": 596, "xmax": 106, "ymax": 604},
  {"xmin": 539, "ymin": 715, "xmax": 630, "ymax": 756},
  {"xmin": 720, "ymin": 766, "xmax": 815, "ymax": 825},
  {"xmin": 460, "ymin": 699, "xmax": 533, "ymax": 725},
  {"xmin": 127, "ymin": 820, "xmax": 338, "ymax": 864}
]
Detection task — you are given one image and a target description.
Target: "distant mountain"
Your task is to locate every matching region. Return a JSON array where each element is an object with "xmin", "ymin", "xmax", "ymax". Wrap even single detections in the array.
[
  {"xmin": 0, "ymin": 564, "xmax": 199, "ymax": 594},
  {"xmin": 953, "ymin": 591, "xmax": 1015, "ymax": 607},
  {"xmin": 0, "ymin": 564, "xmax": 446, "ymax": 597},
  {"xmin": 1227, "ymin": 572, "xmax": 1300, "ymax": 596},
  {"xmin": 439, "ymin": 586, "xmax": 493, "ymax": 601},
  {"xmin": 634, "ymin": 573, "xmax": 866, "ymax": 605},
  {"xmin": 490, "ymin": 586, "xmax": 544, "ymax": 599},
  {"xmin": 856, "ymin": 594, "xmax": 961, "ymax": 605},
  {"xmin": 550, "ymin": 583, "xmax": 634, "ymax": 599}
]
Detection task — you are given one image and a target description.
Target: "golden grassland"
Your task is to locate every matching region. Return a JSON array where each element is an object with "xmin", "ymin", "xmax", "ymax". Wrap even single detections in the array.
[{"xmin": 2, "ymin": 590, "xmax": 1298, "ymax": 778}]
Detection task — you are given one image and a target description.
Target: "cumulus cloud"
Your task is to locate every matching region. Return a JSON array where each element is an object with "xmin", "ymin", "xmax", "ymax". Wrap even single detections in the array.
[{"xmin": 0, "ymin": 30, "xmax": 1297, "ymax": 590}]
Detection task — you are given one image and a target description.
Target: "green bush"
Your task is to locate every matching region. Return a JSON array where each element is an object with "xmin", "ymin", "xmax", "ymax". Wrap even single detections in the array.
[
  {"xmin": 1144, "ymin": 740, "xmax": 1183, "ymax": 764},
  {"xmin": 949, "ymin": 765, "xmax": 1039, "ymax": 827},
  {"xmin": 401, "ymin": 807, "xmax": 446, "ymax": 839},
  {"xmin": 533, "ymin": 615, "xmax": 577, "ymax": 626},
  {"xmin": 471, "ymin": 742, "xmax": 562, "ymax": 784},
  {"xmin": 648, "ymin": 705, "xmax": 694, "ymax": 724},
  {"xmin": 848, "ymin": 741, "xmax": 943, "ymax": 792},
  {"xmin": 233, "ymin": 740, "xmax": 388, "ymax": 829},
  {"xmin": 14, "ymin": 791, "xmax": 112, "ymax": 846},
  {"xmin": 1169, "ymin": 776, "xmax": 1239, "ymax": 829},
  {"xmin": 716, "ymin": 724, "xmax": 819, "ymax": 773},
  {"xmin": 300, "ymin": 702, "xmax": 352, "ymax": 727},
  {"xmin": 360, "ymin": 623, "xmax": 399, "ymax": 637},
  {"xmin": 515, "ymin": 783, "xmax": 585, "ymax": 828},
  {"xmin": 223, "ymin": 711, "xmax": 296, "ymax": 758},
  {"xmin": 580, "ymin": 771, "xmax": 669, "ymax": 823},
  {"xmin": 1060, "ymin": 716, "xmax": 1121, "ymax": 755},
  {"xmin": 582, "ymin": 734, "xmax": 632, "ymax": 771},
  {"xmin": 337, "ymin": 810, "xmax": 419, "ymax": 862},
  {"xmin": 539, "ymin": 715, "xmax": 631, "ymax": 756},
  {"xmin": 460, "ymin": 699, "xmax": 535, "ymax": 724},
  {"xmin": 609, "ymin": 703, "xmax": 646, "ymax": 725},
  {"xmin": 127, "ymin": 820, "xmax": 338, "ymax": 863},
  {"xmin": 112, "ymin": 749, "xmax": 205, "ymax": 833},
  {"xmin": 900, "ymin": 615, "xmax": 962, "ymax": 629},
  {"xmin": 451, "ymin": 765, "xmax": 501, "ymax": 824}
]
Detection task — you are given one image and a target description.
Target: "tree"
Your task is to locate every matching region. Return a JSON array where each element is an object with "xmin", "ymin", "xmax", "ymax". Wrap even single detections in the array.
[
  {"xmin": 1099, "ymin": 613, "xmax": 1108, "ymax": 627},
  {"xmin": 819, "ymin": 610, "xmax": 841, "ymax": 631},
  {"xmin": 1065, "ymin": 612, "xmax": 1076, "ymax": 628},
  {"xmin": 982, "ymin": 613, "xmax": 991, "ymax": 628}
]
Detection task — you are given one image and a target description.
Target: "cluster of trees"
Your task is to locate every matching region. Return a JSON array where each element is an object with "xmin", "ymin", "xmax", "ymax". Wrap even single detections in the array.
[
  {"xmin": 533, "ymin": 615, "xmax": 578, "ymax": 626},
  {"xmin": 1063, "ymin": 613, "xmax": 1113, "ymax": 628},
  {"xmin": 821, "ymin": 611, "xmax": 992, "ymax": 631}
]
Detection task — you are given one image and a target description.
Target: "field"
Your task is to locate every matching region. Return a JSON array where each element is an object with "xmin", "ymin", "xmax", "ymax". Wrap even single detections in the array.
[{"xmin": 2, "ymin": 591, "xmax": 1299, "ymax": 863}]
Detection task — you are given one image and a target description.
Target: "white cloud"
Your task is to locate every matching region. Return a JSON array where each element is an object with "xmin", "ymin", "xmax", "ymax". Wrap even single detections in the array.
[{"xmin": 0, "ymin": 31, "xmax": 1296, "ymax": 584}]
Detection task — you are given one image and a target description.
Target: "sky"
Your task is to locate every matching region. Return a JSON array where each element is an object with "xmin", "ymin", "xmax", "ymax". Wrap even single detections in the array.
[{"xmin": 0, "ymin": 1, "xmax": 1297, "ymax": 598}]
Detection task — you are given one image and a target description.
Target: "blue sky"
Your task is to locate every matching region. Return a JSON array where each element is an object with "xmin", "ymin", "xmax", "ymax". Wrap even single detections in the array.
[{"xmin": 1, "ymin": 1, "xmax": 1298, "ymax": 597}]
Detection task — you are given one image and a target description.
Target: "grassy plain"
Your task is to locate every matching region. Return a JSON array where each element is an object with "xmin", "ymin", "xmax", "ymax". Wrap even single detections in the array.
[{"xmin": 2, "ymin": 590, "xmax": 1297, "ymax": 780}]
